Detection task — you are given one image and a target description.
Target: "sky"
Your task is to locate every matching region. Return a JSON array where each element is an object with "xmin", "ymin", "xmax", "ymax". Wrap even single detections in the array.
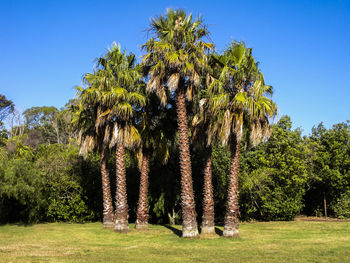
[{"xmin": 1, "ymin": 0, "xmax": 349, "ymax": 135}]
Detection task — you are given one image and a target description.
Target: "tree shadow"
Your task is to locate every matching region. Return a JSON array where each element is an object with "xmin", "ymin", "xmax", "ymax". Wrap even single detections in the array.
[
  {"xmin": 163, "ymin": 225, "xmax": 182, "ymax": 237},
  {"xmin": 215, "ymin": 227, "xmax": 223, "ymax": 236},
  {"xmin": 0, "ymin": 222, "xmax": 34, "ymax": 227}
]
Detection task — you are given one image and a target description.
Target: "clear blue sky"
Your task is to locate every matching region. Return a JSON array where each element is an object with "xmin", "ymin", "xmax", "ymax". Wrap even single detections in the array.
[{"xmin": 1, "ymin": 0, "xmax": 349, "ymax": 134}]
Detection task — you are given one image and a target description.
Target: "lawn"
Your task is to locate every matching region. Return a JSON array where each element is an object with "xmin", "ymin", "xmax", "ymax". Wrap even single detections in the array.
[{"xmin": 0, "ymin": 221, "xmax": 349, "ymax": 262}]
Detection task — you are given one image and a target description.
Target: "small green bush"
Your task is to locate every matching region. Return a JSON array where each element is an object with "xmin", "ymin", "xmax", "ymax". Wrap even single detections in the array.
[{"xmin": 333, "ymin": 190, "xmax": 350, "ymax": 219}]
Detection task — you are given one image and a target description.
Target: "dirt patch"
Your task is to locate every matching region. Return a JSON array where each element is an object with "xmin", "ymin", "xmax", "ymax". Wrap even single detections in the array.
[{"xmin": 295, "ymin": 216, "xmax": 350, "ymax": 222}]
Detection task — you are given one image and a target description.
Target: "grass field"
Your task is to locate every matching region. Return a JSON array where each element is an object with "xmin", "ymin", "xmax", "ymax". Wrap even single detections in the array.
[{"xmin": 0, "ymin": 221, "xmax": 349, "ymax": 262}]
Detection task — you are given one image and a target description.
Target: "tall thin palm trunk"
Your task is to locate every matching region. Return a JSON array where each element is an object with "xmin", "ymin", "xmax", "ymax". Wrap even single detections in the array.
[
  {"xmin": 100, "ymin": 145, "xmax": 114, "ymax": 229},
  {"xmin": 135, "ymin": 151, "xmax": 150, "ymax": 230},
  {"xmin": 223, "ymin": 132, "xmax": 241, "ymax": 237},
  {"xmin": 114, "ymin": 143, "xmax": 129, "ymax": 232},
  {"xmin": 176, "ymin": 87, "xmax": 199, "ymax": 238},
  {"xmin": 201, "ymin": 146, "xmax": 215, "ymax": 234}
]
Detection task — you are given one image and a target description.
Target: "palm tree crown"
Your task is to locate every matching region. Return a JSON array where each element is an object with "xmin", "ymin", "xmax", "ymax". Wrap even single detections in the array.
[{"xmin": 143, "ymin": 8, "xmax": 213, "ymax": 104}]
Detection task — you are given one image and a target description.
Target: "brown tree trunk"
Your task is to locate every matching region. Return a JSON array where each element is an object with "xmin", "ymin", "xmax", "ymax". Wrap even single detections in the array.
[
  {"xmin": 114, "ymin": 143, "xmax": 129, "ymax": 232},
  {"xmin": 176, "ymin": 87, "xmax": 199, "ymax": 238},
  {"xmin": 135, "ymin": 151, "xmax": 150, "ymax": 230},
  {"xmin": 324, "ymin": 193, "xmax": 327, "ymax": 218},
  {"xmin": 223, "ymin": 132, "xmax": 241, "ymax": 238},
  {"xmin": 201, "ymin": 146, "xmax": 215, "ymax": 234},
  {"xmin": 100, "ymin": 145, "xmax": 114, "ymax": 229}
]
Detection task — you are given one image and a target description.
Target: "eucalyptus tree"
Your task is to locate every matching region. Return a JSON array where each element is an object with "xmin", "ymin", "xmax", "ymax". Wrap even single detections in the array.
[
  {"xmin": 0, "ymin": 94, "xmax": 14, "ymax": 122},
  {"xmin": 142, "ymin": 8, "xmax": 213, "ymax": 237},
  {"xmin": 0, "ymin": 94, "xmax": 15, "ymax": 139},
  {"xmin": 209, "ymin": 41, "xmax": 277, "ymax": 237},
  {"xmin": 23, "ymin": 106, "xmax": 61, "ymax": 144}
]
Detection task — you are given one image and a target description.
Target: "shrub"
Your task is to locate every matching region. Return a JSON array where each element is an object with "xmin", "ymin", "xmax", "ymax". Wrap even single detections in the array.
[{"xmin": 333, "ymin": 190, "xmax": 350, "ymax": 219}]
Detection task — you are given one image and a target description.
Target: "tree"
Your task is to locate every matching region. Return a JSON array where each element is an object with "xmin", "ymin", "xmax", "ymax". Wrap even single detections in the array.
[
  {"xmin": 74, "ymin": 44, "xmax": 146, "ymax": 231},
  {"xmin": 0, "ymin": 94, "xmax": 14, "ymax": 122},
  {"xmin": 304, "ymin": 121, "xmax": 350, "ymax": 217},
  {"xmin": 191, "ymin": 70, "xmax": 221, "ymax": 235},
  {"xmin": 0, "ymin": 95, "xmax": 16, "ymax": 139},
  {"xmin": 0, "ymin": 139, "xmax": 93, "ymax": 223},
  {"xmin": 209, "ymin": 41, "xmax": 277, "ymax": 237},
  {"xmin": 143, "ymin": 8, "xmax": 212, "ymax": 237},
  {"xmin": 239, "ymin": 116, "xmax": 308, "ymax": 220},
  {"xmin": 98, "ymin": 44, "xmax": 146, "ymax": 232},
  {"xmin": 22, "ymin": 106, "xmax": 64, "ymax": 145},
  {"xmin": 191, "ymin": 119, "xmax": 215, "ymax": 234},
  {"xmin": 73, "ymin": 75, "xmax": 115, "ymax": 228},
  {"xmin": 135, "ymin": 92, "xmax": 173, "ymax": 230}
]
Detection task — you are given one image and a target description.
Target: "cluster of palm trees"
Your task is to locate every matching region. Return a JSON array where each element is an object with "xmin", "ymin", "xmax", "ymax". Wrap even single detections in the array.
[{"xmin": 73, "ymin": 8, "xmax": 277, "ymax": 238}]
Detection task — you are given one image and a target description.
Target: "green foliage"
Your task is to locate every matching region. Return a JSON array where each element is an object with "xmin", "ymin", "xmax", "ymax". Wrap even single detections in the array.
[
  {"xmin": 3, "ymin": 111, "xmax": 348, "ymax": 223},
  {"xmin": 239, "ymin": 116, "xmax": 308, "ymax": 220},
  {"xmin": 0, "ymin": 142, "xmax": 94, "ymax": 223},
  {"xmin": 142, "ymin": 8, "xmax": 211, "ymax": 106},
  {"xmin": 35, "ymin": 144, "xmax": 94, "ymax": 222},
  {"xmin": 0, "ymin": 121, "xmax": 9, "ymax": 141},
  {"xmin": 19, "ymin": 106, "xmax": 74, "ymax": 147},
  {"xmin": 332, "ymin": 190, "xmax": 350, "ymax": 218},
  {"xmin": 0, "ymin": 142, "xmax": 45, "ymax": 222},
  {"xmin": 1, "ymin": 92, "xmax": 350, "ymax": 224},
  {"xmin": 152, "ymin": 193, "xmax": 165, "ymax": 220},
  {"xmin": 211, "ymin": 143, "xmax": 231, "ymax": 222},
  {"xmin": 47, "ymin": 194, "xmax": 93, "ymax": 223},
  {"xmin": 0, "ymin": 94, "xmax": 14, "ymax": 121},
  {"xmin": 23, "ymin": 106, "xmax": 58, "ymax": 129},
  {"xmin": 304, "ymin": 121, "xmax": 350, "ymax": 216}
]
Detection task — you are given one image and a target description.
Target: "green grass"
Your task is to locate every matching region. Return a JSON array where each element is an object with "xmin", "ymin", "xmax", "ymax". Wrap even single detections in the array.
[{"xmin": 0, "ymin": 221, "xmax": 349, "ymax": 262}]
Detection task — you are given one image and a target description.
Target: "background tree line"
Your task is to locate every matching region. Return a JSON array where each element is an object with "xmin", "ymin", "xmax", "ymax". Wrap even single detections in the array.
[{"xmin": 1, "ymin": 94, "xmax": 349, "ymax": 224}]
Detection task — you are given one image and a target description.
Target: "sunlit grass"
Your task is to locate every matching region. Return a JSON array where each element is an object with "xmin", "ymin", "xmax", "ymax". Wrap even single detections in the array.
[{"xmin": 0, "ymin": 221, "xmax": 349, "ymax": 262}]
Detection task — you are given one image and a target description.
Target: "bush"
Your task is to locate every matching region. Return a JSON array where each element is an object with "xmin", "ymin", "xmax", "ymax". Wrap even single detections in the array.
[
  {"xmin": 35, "ymin": 144, "xmax": 95, "ymax": 222},
  {"xmin": 239, "ymin": 116, "xmax": 308, "ymax": 221},
  {"xmin": 0, "ymin": 143, "xmax": 95, "ymax": 223},
  {"xmin": 333, "ymin": 190, "xmax": 350, "ymax": 218}
]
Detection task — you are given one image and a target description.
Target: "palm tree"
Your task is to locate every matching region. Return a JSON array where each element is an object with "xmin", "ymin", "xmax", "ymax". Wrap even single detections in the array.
[
  {"xmin": 209, "ymin": 41, "xmax": 277, "ymax": 237},
  {"xmin": 72, "ymin": 76, "xmax": 115, "ymax": 229},
  {"xmin": 135, "ymin": 92, "xmax": 172, "ymax": 230},
  {"xmin": 99, "ymin": 44, "xmax": 146, "ymax": 233},
  {"xmin": 191, "ymin": 58, "xmax": 221, "ymax": 235},
  {"xmin": 134, "ymin": 146, "xmax": 150, "ymax": 230},
  {"xmin": 191, "ymin": 103, "xmax": 216, "ymax": 235},
  {"xmin": 142, "ymin": 8, "xmax": 213, "ymax": 238},
  {"xmin": 75, "ymin": 44, "xmax": 145, "ymax": 232}
]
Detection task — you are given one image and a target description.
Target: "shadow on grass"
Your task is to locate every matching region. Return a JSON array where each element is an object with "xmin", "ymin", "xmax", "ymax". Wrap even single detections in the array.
[
  {"xmin": 0, "ymin": 222, "xmax": 35, "ymax": 227},
  {"xmin": 163, "ymin": 225, "xmax": 182, "ymax": 237},
  {"xmin": 215, "ymin": 227, "xmax": 223, "ymax": 236}
]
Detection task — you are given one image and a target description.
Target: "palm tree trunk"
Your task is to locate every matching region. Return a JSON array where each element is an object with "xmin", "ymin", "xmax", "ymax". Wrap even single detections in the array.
[
  {"xmin": 201, "ymin": 146, "xmax": 215, "ymax": 234},
  {"xmin": 223, "ymin": 132, "xmax": 241, "ymax": 238},
  {"xmin": 176, "ymin": 87, "xmax": 199, "ymax": 238},
  {"xmin": 135, "ymin": 151, "xmax": 150, "ymax": 230},
  {"xmin": 114, "ymin": 143, "xmax": 129, "ymax": 232},
  {"xmin": 100, "ymin": 145, "xmax": 114, "ymax": 229}
]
